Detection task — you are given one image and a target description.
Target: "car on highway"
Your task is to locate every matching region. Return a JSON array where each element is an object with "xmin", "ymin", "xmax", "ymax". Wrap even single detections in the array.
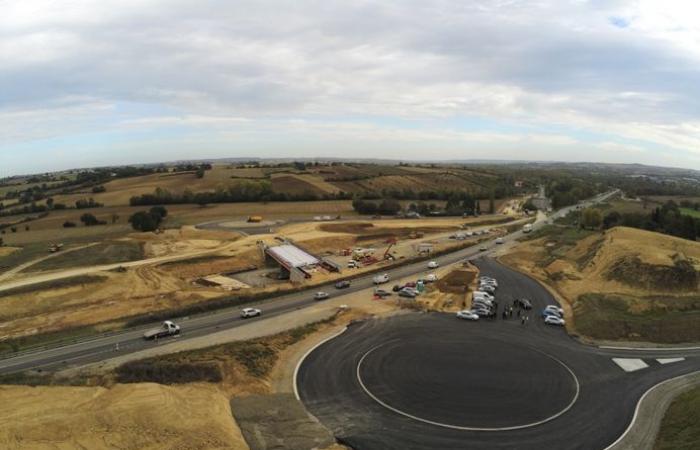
[
  {"xmin": 544, "ymin": 315, "xmax": 566, "ymax": 326},
  {"xmin": 314, "ymin": 291, "xmax": 330, "ymax": 300},
  {"xmin": 544, "ymin": 305, "xmax": 564, "ymax": 315},
  {"xmin": 373, "ymin": 273, "xmax": 390, "ymax": 284},
  {"xmin": 374, "ymin": 288, "xmax": 391, "ymax": 297},
  {"xmin": 479, "ymin": 245, "xmax": 487, "ymax": 251},
  {"xmin": 427, "ymin": 261, "xmax": 439, "ymax": 269},
  {"xmin": 240, "ymin": 307, "xmax": 262, "ymax": 318},
  {"xmin": 456, "ymin": 310, "xmax": 479, "ymax": 321},
  {"xmin": 335, "ymin": 280, "xmax": 351, "ymax": 289},
  {"xmin": 143, "ymin": 320, "xmax": 180, "ymax": 340},
  {"xmin": 515, "ymin": 298, "xmax": 532, "ymax": 310},
  {"xmin": 398, "ymin": 288, "xmax": 417, "ymax": 298}
]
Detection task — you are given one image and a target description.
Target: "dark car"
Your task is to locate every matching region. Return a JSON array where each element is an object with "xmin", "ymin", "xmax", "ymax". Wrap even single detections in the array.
[
  {"xmin": 398, "ymin": 288, "xmax": 417, "ymax": 298},
  {"xmin": 335, "ymin": 280, "xmax": 351, "ymax": 289},
  {"xmin": 515, "ymin": 298, "xmax": 532, "ymax": 310},
  {"xmin": 392, "ymin": 284, "xmax": 402, "ymax": 292}
]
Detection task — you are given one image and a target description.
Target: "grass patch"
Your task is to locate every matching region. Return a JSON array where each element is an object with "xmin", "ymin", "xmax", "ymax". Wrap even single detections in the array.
[
  {"xmin": 654, "ymin": 385, "xmax": 700, "ymax": 450},
  {"xmin": 0, "ymin": 274, "xmax": 107, "ymax": 299},
  {"xmin": 574, "ymin": 293, "xmax": 700, "ymax": 343},
  {"xmin": 680, "ymin": 207, "xmax": 700, "ymax": 219},
  {"xmin": 30, "ymin": 241, "xmax": 144, "ymax": 271},
  {"xmin": 520, "ymin": 225, "xmax": 596, "ymax": 268},
  {"xmin": 0, "ymin": 242, "xmax": 49, "ymax": 273},
  {"xmin": 114, "ymin": 317, "xmax": 334, "ymax": 384}
]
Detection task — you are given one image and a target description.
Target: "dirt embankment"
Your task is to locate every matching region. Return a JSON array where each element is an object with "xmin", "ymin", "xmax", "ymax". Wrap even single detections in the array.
[
  {"xmin": 502, "ymin": 226, "xmax": 700, "ymax": 343},
  {"xmin": 0, "ymin": 383, "xmax": 248, "ymax": 450}
]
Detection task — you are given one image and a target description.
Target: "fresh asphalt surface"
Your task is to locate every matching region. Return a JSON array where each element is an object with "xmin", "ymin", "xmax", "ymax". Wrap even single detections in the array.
[{"xmin": 297, "ymin": 258, "xmax": 700, "ymax": 450}]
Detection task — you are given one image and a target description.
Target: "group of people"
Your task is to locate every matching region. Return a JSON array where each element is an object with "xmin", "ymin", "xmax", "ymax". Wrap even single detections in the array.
[{"xmin": 500, "ymin": 299, "xmax": 529, "ymax": 325}]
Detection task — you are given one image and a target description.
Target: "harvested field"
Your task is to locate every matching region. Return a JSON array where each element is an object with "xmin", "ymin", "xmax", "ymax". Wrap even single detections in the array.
[
  {"xmin": 270, "ymin": 174, "xmax": 327, "ymax": 196},
  {"xmin": 320, "ymin": 221, "xmax": 457, "ymax": 241},
  {"xmin": 0, "ymin": 275, "xmax": 107, "ymax": 299},
  {"xmin": 0, "ymin": 383, "xmax": 248, "ymax": 450},
  {"xmin": 162, "ymin": 250, "xmax": 262, "ymax": 279}
]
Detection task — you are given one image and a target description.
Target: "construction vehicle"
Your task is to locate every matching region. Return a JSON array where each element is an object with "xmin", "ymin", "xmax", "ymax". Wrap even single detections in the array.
[
  {"xmin": 383, "ymin": 238, "xmax": 397, "ymax": 260},
  {"xmin": 48, "ymin": 243, "xmax": 64, "ymax": 253},
  {"xmin": 247, "ymin": 215, "xmax": 263, "ymax": 223},
  {"xmin": 143, "ymin": 320, "xmax": 180, "ymax": 340}
]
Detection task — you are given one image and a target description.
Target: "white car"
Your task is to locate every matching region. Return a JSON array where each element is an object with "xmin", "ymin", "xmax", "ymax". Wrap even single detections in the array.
[
  {"xmin": 544, "ymin": 305, "xmax": 564, "ymax": 315},
  {"xmin": 495, "ymin": 237, "xmax": 504, "ymax": 244},
  {"xmin": 544, "ymin": 315, "xmax": 566, "ymax": 326},
  {"xmin": 240, "ymin": 307, "xmax": 262, "ymax": 318},
  {"xmin": 479, "ymin": 284, "xmax": 496, "ymax": 294},
  {"xmin": 314, "ymin": 291, "xmax": 330, "ymax": 300},
  {"xmin": 425, "ymin": 273, "xmax": 438, "ymax": 282},
  {"xmin": 427, "ymin": 261, "xmax": 439, "ymax": 269},
  {"xmin": 457, "ymin": 310, "xmax": 479, "ymax": 321},
  {"xmin": 473, "ymin": 291, "xmax": 494, "ymax": 301}
]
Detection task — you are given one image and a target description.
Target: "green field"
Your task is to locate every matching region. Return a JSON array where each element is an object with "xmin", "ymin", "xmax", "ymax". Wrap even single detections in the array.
[
  {"xmin": 655, "ymin": 385, "xmax": 700, "ymax": 450},
  {"xmin": 680, "ymin": 207, "xmax": 700, "ymax": 219}
]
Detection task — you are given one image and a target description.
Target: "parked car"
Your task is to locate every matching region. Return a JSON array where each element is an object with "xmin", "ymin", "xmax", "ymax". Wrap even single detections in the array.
[
  {"xmin": 335, "ymin": 280, "xmax": 351, "ymax": 289},
  {"xmin": 457, "ymin": 310, "xmax": 479, "ymax": 321},
  {"xmin": 515, "ymin": 298, "xmax": 532, "ymax": 310},
  {"xmin": 472, "ymin": 308, "xmax": 494, "ymax": 317},
  {"xmin": 428, "ymin": 261, "xmax": 439, "ymax": 269},
  {"xmin": 541, "ymin": 308, "xmax": 562, "ymax": 318},
  {"xmin": 479, "ymin": 245, "xmax": 487, "ymax": 251},
  {"xmin": 143, "ymin": 320, "xmax": 180, "ymax": 340},
  {"xmin": 479, "ymin": 284, "xmax": 496, "ymax": 294},
  {"xmin": 347, "ymin": 260, "xmax": 358, "ymax": 268},
  {"xmin": 473, "ymin": 291, "xmax": 495, "ymax": 301},
  {"xmin": 314, "ymin": 291, "xmax": 330, "ymax": 300},
  {"xmin": 544, "ymin": 315, "xmax": 566, "ymax": 326},
  {"xmin": 398, "ymin": 288, "xmax": 417, "ymax": 298},
  {"xmin": 495, "ymin": 237, "xmax": 504, "ymax": 244},
  {"xmin": 374, "ymin": 288, "xmax": 391, "ymax": 297},
  {"xmin": 544, "ymin": 305, "xmax": 564, "ymax": 315},
  {"xmin": 373, "ymin": 273, "xmax": 390, "ymax": 284},
  {"xmin": 425, "ymin": 273, "xmax": 438, "ymax": 282},
  {"xmin": 241, "ymin": 307, "xmax": 262, "ymax": 318}
]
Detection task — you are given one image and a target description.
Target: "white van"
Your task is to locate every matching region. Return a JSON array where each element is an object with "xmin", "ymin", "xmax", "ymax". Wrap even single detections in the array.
[{"xmin": 373, "ymin": 273, "xmax": 390, "ymax": 284}]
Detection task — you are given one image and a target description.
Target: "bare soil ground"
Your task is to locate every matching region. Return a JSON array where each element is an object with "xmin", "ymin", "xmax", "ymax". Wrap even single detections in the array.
[
  {"xmin": 502, "ymin": 226, "xmax": 700, "ymax": 342},
  {"xmin": 0, "ymin": 383, "xmax": 248, "ymax": 450},
  {"xmin": 0, "ymin": 247, "xmax": 20, "ymax": 257}
]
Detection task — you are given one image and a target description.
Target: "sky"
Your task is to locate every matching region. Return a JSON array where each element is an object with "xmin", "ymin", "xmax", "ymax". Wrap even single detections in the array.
[{"xmin": 1, "ymin": 0, "xmax": 700, "ymax": 176}]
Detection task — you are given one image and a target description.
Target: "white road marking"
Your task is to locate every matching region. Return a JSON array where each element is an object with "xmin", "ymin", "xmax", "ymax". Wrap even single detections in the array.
[
  {"xmin": 657, "ymin": 357, "xmax": 685, "ymax": 365},
  {"xmin": 612, "ymin": 358, "xmax": 649, "ymax": 372}
]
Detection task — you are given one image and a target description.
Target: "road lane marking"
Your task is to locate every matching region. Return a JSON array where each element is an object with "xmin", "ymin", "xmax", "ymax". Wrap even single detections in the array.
[
  {"xmin": 612, "ymin": 358, "xmax": 649, "ymax": 372},
  {"xmin": 657, "ymin": 357, "xmax": 685, "ymax": 365}
]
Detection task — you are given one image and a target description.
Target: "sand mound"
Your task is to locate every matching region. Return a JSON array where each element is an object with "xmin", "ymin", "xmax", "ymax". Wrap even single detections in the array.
[{"xmin": 0, "ymin": 382, "xmax": 248, "ymax": 450}]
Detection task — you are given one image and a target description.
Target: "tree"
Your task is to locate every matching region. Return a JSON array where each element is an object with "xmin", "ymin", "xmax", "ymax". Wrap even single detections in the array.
[
  {"xmin": 111, "ymin": 213, "xmax": 119, "ymax": 224},
  {"xmin": 149, "ymin": 206, "xmax": 168, "ymax": 219},
  {"xmin": 0, "ymin": 237, "xmax": 3, "ymax": 246},
  {"xmin": 489, "ymin": 191, "xmax": 495, "ymax": 214},
  {"xmin": 602, "ymin": 211, "xmax": 621, "ymax": 229},
  {"xmin": 581, "ymin": 208, "xmax": 603, "ymax": 230},
  {"xmin": 46, "ymin": 197, "xmax": 54, "ymax": 209},
  {"xmin": 80, "ymin": 213, "xmax": 102, "ymax": 226},
  {"xmin": 195, "ymin": 168, "xmax": 205, "ymax": 178},
  {"xmin": 63, "ymin": 221, "xmax": 77, "ymax": 228},
  {"xmin": 129, "ymin": 210, "xmax": 165, "ymax": 232}
]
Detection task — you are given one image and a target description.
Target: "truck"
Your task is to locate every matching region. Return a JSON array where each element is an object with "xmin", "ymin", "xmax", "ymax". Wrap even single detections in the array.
[
  {"xmin": 522, "ymin": 223, "xmax": 533, "ymax": 233},
  {"xmin": 143, "ymin": 320, "xmax": 180, "ymax": 340},
  {"xmin": 373, "ymin": 273, "xmax": 390, "ymax": 284}
]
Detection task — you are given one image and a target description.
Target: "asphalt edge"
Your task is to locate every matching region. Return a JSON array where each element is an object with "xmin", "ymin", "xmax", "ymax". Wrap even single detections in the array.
[
  {"xmin": 293, "ymin": 325, "xmax": 349, "ymax": 401},
  {"xmin": 604, "ymin": 370, "xmax": 700, "ymax": 450}
]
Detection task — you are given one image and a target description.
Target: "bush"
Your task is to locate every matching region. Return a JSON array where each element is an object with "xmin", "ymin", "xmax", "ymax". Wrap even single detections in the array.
[
  {"xmin": 63, "ymin": 221, "xmax": 77, "ymax": 228},
  {"xmin": 115, "ymin": 361, "xmax": 222, "ymax": 384},
  {"xmin": 80, "ymin": 213, "xmax": 105, "ymax": 226},
  {"xmin": 129, "ymin": 210, "xmax": 162, "ymax": 232},
  {"xmin": 149, "ymin": 206, "xmax": 168, "ymax": 219},
  {"xmin": 91, "ymin": 185, "xmax": 106, "ymax": 193}
]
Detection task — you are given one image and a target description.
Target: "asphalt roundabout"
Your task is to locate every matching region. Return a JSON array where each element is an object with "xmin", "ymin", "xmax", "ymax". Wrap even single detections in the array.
[{"xmin": 356, "ymin": 336, "xmax": 579, "ymax": 430}]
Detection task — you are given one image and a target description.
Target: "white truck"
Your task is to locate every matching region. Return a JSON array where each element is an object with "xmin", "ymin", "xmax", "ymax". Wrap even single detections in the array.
[
  {"xmin": 523, "ymin": 223, "xmax": 533, "ymax": 233},
  {"xmin": 373, "ymin": 273, "xmax": 390, "ymax": 284},
  {"xmin": 143, "ymin": 320, "xmax": 180, "ymax": 340}
]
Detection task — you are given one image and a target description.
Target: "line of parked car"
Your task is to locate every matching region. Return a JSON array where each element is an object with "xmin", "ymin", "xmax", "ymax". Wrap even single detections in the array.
[
  {"xmin": 456, "ymin": 276, "xmax": 499, "ymax": 320},
  {"xmin": 541, "ymin": 304, "xmax": 565, "ymax": 326}
]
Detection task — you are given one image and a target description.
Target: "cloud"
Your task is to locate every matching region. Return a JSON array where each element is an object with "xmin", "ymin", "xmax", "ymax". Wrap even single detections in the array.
[{"xmin": 1, "ymin": 0, "xmax": 700, "ymax": 174}]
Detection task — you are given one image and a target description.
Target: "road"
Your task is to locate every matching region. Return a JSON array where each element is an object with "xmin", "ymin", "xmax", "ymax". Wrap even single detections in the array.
[
  {"xmin": 296, "ymin": 257, "xmax": 700, "ymax": 450},
  {"xmin": 0, "ymin": 190, "xmax": 617, "ymax": 374}
]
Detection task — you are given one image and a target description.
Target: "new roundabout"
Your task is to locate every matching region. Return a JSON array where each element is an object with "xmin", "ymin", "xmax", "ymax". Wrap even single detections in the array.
[{"xmin": 296, "ymin": 258, "xmax": 700, "ymax": 450}]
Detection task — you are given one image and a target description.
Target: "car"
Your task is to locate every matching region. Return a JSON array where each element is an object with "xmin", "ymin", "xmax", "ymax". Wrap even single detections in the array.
[
  {"xmin": 472, "ymin": 308, "xmax": 494, "ymax": 317},
  {"xmin": 427, "ymin": 261, "xmax": 439, "ymax": 269},
  {"xmin": 404, "ymin": 281, "xmax": 417, "ymax": 288},
  {"xmin": 473, "ymin": 291, "xmax": 494, "ymax": 301},
  {"xmin": 478, "ymin": 284, "xmax": 496, "ymax": 294},
  {"xmin": 472, "ymin": 301, "xmax": 493, "ymax": 311},
  {"xmin": 374, "ymin": 288, "xmax": 391, "ymax": 297},
  {"xmin": 544, "ymin": 305, "xmax": 564, "ymax": 315},
  {"xmin": 457, "ymin": 310, "xmax": 479, "ymax": 321},
  {"xmin": 541, "ymin": 308, "xmax": 562, "ymax": 318},
  {"xmin": 495, "ymin": 237, "xmax": 504, "ymax": 244},
  {"xmin": 479, "ymin": 245, "xmax": 487, "ymax": 251},
  {"xmin": 347, "ymin": 260, "xmax": 358, "ymax": 268},
  {"xmin": 425, "ymin": 273, "xmax": 438, "ymax": 282},
  {"xmin": 544, "ymin": 315, "xmax": 566, "ymax": 326},
  {"xmin": 398, "ymin": 288, "xmax": 417, "ymax": 298},
  {"xmin": 479, "ymin": 277, "xmax": 497, "ymax": 286},
  {"xmin": 241, "ymin": 307, "xmax": 262, "ymax": 318},
  {"xmin": 373, "ymin": 273, "xmax": 390, "ymax": 284},
  {"xmin": 335, "ymin": 280, "xmax": 351, "ymax": 289},
  {"xmin": 515, "ymin": 298, "xmax": 532, "ymax": 310},
  {"xmin": 314, "ymin": 291, "xmax": 330, "ymax": 300}
]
